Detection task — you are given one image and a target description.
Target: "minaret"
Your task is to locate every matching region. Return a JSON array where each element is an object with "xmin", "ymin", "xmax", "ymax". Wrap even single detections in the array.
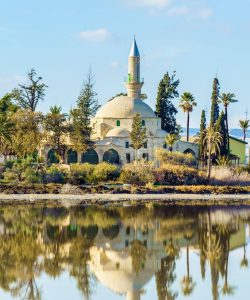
[
  {"xmin": 126, "ymin": 291, "xmax": 141, "ymax": 300},
  {"xmin": 125, "ymin": 37, "xmax": 144, "ymax": 99}
]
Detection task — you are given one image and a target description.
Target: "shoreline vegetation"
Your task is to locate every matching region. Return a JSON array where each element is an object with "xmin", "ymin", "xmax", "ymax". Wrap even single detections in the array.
[{"xmin": 1, "ymin": 151, "xmax": 250, "ymax": 201}]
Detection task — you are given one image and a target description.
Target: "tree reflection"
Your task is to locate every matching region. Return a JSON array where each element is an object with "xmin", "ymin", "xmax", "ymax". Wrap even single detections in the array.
[
  {"xmin": 240, "ymin": 245, "xmax": 248, "ymax": 268},
  {"xmin": 0, "ymin": 205, "xmax": 249, "ymax": 300},
  {"xmin": 181, "ymin": 245, "xmax": 196, "ymax": 296}
]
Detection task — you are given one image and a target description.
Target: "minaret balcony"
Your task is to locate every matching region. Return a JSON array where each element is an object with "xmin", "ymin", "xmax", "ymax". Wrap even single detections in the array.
[{"xmin": 124, "ymin": 76, "xmax": 144, "ymax": 84}]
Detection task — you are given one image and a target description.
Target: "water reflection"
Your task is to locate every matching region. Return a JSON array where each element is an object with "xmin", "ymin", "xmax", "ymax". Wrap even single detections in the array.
[{"xmin": 0, "ymin": 204, "xmax": 249, "ymax": 299}]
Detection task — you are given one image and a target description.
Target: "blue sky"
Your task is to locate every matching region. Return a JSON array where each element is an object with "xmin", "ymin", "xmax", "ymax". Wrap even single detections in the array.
[{"xmin": 1, "ymin": 0, "xmax": 250, "ymax": 128}]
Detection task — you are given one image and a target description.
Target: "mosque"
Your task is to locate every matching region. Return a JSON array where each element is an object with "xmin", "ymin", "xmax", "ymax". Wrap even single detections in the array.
[
  {"xmin": 89, "ymin": 37, "xmax": 168, "ymax": 165},
  {"xmin": 89, "ymin": 38, "xmax": 199, "ymax": 165},
  {"xmin": 43, "ymin": 38, "xmax": 198, "ymax": 165}
]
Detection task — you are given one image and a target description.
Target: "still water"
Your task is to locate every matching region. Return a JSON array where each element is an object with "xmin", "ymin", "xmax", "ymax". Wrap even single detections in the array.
[{"xmin": 0, "ymin": 204, "xmax": 250, "ymax": 300}]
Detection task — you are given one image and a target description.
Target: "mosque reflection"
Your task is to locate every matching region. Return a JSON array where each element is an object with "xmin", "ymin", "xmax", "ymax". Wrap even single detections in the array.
[{"xmin": 0, "ymin": 204, "xmax": 249, "ymax": 300}]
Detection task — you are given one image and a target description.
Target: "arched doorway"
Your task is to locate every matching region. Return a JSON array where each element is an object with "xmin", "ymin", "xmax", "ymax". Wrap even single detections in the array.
[
  {"xmin": 102, "ymin": 224, "xmax": 120, "ymax": 240},
  {"xmin": 81, "ymin": 225, "xmax": 98, "ymax": 240},
  {"xmin": 103, "ymin": 149, "xmax": 119, "ymax": 164},
  {"xmin": 81, "ymin": 149, "xmax": 99, "ymax": 164},
  {"xmin": 183, "ymin": 148, "xmax": 196, "ymax": 157},
  {"xmin": 67, "ymin": 149, "xmax": 77, "ymax": 164},
  {"xmin": 47, "ymin": 149, "xmax": 59, "ymax": 164}
]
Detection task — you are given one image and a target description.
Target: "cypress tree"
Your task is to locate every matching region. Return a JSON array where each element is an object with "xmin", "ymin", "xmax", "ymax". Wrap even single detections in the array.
[
  {"xmin": 215, "ymin": 111, "xmax": 228, "ymax": 157},
  {"xmin": 210, "ymin": 78, "xmax": 220, "ymax": 127},
  {"xmin": 198, "ymin": 110, "xmax": 206, "ymax": 162},
  {"xmin": 155, "ymin": 72, "xmax": 179, "ymax": 134}
]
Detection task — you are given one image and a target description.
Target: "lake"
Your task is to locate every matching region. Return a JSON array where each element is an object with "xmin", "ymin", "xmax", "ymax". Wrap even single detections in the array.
[{"xmin": 0, "ymin": 204, "xmax": 250, "ymax": 300}]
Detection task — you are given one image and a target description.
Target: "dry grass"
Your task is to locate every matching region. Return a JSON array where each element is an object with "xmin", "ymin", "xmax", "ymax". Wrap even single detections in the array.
[
  {"xmin": 210, "ymin": 166, "xmax": 250, "ymax": 186},
  {"xmin": 155, "ymin": 149, "xmax": 196, "ymax": 166}
]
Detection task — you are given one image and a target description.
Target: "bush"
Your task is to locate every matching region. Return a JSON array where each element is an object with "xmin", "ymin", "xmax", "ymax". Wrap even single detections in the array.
[
  {"xmin": 3, "ymin": 158, "xmax": 34, "ymax": 182},
  {"xmin": 155, "ymin": 163, "xmax": 206, "ymax": 185},
  {"xmin": 23, "ymin": 167, "xmax": 44, "ymax": 183},
  {"xmin": 210, "ymin": 166, "xmax": 250, "ymax": 186},
  {"xmin": 156, "ymin": 149, "xmax": 196, "ymax": 166},
  {"xmin": 4, "ymin": 159, "xmax": 16, "ymax": 170},
  {"xmin": 44, "ymin": 165, "xmax": 66, "ymax": 184},
  {"xmin": 120, "ymin": 161, "xmax": 155, "ymax": 186},
  {"xmin": 69, "ymin": 163, "xmax": 95, "ymax": 184},
  {"xmin": 92, "ymin": 162, "xmax": 120, "ymax": 183}
]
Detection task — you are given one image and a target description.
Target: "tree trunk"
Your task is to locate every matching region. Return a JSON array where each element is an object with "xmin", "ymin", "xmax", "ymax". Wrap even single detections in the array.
[
  {"xmin": 207, "ymin": 146, "xmax": 212, "ymax": 181},
  {"xmin": 243, "ymin": 129, "xmax": 246, "ymax": 141},
  {"xmin": 187, "ymin": 112, "xmax": 190, "ymax": 142},
  {"xmin": 225, "ymin": 105, "xmax": 230, "ymax": 153},
  {"xmin": 135, "ymin": 149, "xmax": 138, "ymax": 161},
  {"xmin": 186, "ymin": 245, "xmax": 190, "ymax": 279}
]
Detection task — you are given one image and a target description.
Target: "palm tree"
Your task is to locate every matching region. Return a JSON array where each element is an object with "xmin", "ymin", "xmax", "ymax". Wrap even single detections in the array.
[
  {"xmin": 179, "ymin": 92, "xmax": 197, "ymax": 142},
  {"xmin": 0, "ymin": 114, "xmax": 14, "ymax": 158},
  {"xmin": 203, "ymin": 126, "xmax": 222, "ymax": 180},
  {"xmin": 239, "ymin": 119, "xmax": 249, "ymax": 141},
  {"xmin": 44, "ymin": 106, "xmax": 68, "ymax": 163},
  {"xmin": 219, "ymin": 93, "xmax": 238, "ymax": 149},
  {"xmin": 181, "ymin": 245, "xmax": 196, "ymax": 296},
  {"xmin": 165, "ymin": 133, "xmax": 179, "ymax": 152}
]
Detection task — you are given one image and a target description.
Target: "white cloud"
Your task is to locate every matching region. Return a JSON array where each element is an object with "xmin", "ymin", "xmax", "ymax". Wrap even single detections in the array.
[
  {"xmin": 78, "ymin": 28, "xmax": 111, "ymax": 42},
  {"xmin": 110, "ymin": 61, "xmax": 119, "ymax": 68},
  {"xmin": 196, "ymin": 7, "xmax": 213, "ymax": 19},
  {"xmin": 125, "ymin": 0, "xmax": 172, "ymax": 8},
  {"xmin": 167, "ymin": 6, "xmax": 190, "ymax": 16}
]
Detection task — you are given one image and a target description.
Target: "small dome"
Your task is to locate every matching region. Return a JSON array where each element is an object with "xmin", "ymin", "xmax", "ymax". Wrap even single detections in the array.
[
  {"xmin": 106, "ymin": 127, "xmax": 131, "ymax": 138},
  {"xmin": 155, "ymin": 129, "xmax": 167, "ymax": 138},
  {"xmin": 95, "ymin": 95, "xmax": 156, "ymax": 119}
]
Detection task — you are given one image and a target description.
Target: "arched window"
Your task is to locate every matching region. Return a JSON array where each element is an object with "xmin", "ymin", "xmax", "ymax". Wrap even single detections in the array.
[
  {"xmin": 163, "ymin": 143, "xmax": 167, "ymax": 149},
  {"xmin": 142, "ymin": 120, "xmax": 145, "ymax": 126},
  {"xmin": 116, "ymin": 120, "xmax": 121, "ymax": 127},
  {"xmin": 103, "ymin": 149, "xmax": 119, "ymax": 164},
  {"xmin": 67, "ymin": 149, "xmax": 78, "ymax": 164},
  {"xmin": 81, "ymin": 149, "xmax": 99, "ymax": 164},
  {"xmin": 47, "ymin": 149, "xmax": 59, "ymax": 164}
]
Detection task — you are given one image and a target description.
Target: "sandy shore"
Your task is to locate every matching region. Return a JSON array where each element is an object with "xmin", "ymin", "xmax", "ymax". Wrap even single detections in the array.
[{"xmin": 1, "ymin": 193, "xmax": 250, "ymax": 206}]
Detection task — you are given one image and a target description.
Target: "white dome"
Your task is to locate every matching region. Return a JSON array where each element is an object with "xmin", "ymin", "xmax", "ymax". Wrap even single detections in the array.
[
  {"xmin": 96, "ymin": 95, "xmax": 156, "ymax": 119},
  {"xmin": 106, "ymin": 127, "xmax": 131, "ymax": 138},
  {"xmin": 91, "ymin": 269, "xmax": 153, "ymax": 294},
  {"xmin": 155, "ymin": 129, "xmax": 167, "ymax": 138}
]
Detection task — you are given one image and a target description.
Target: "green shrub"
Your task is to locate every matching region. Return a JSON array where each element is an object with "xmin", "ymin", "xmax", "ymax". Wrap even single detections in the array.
[
  {"xmin": 92, "ymin": 162, "xmax": 120, "ymax": 183},
  {"xmin": 155, "ymin": 163, "xmax": 206, "ymax": 185},
  {"xmin": 3, "ymin": 158, "xmax": 34, "ymax": 182},
  {"xmin": 69, "ymin": 163, "xmax": 95, "ymax": 184},
  {"xmin": 44, "ymin": 165, "xmax": 66, "ymax": 184},
  {"xmin": 23, "ymin": 167, "xmax": 44, "ymax": 184},
  {"xmin": 156, "ymin": 149, "xmax": 196, "ymax": 166},
  {"xmin": 120, "ymin": 161, "xmax": 155, "ymax": 186},
  {"xmin": 4, "ymin": 159, "xmax": 16, "ymax": 170}
]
